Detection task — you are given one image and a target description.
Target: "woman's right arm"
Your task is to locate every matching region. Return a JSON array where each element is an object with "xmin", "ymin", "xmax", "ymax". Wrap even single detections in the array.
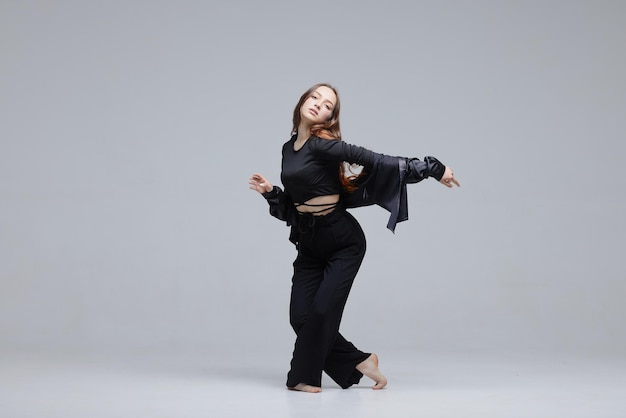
[{"xmin": 249, "ymin": 173, "xmax": 295, "ymax": 223}]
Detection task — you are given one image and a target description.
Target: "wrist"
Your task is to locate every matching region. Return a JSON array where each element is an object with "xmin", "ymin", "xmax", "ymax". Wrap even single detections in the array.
[{"xmin": 262, "ymin": 186, "xmax": 278, "ymax": 198}]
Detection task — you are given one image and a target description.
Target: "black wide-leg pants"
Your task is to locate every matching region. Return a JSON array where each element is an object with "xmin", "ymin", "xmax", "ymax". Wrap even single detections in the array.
[{"xmin": 286, "ymin": 208, "xmax": 371, "ymax": 389}]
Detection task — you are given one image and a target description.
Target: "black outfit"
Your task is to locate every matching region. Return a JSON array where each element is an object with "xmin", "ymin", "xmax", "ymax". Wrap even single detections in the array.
[{"xmin": 262, "ymin": 135, "xmax": 445, "ymax": 389}]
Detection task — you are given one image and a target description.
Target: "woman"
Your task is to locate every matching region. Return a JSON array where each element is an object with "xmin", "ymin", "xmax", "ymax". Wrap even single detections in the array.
[{"xmin": 249, "ymin": 83, "xmax": 459, "ymax": 393}]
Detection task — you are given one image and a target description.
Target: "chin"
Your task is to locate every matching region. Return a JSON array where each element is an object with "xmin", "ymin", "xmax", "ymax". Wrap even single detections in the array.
[{"xmin": 302, "ymin": 114, "xmax": 320, "ymax": 124}]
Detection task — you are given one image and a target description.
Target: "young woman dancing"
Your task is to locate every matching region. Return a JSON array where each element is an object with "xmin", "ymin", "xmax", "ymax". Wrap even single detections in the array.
[{"xmin": 249, "ymin": 83, "xmax": 460, "ymax": 393}]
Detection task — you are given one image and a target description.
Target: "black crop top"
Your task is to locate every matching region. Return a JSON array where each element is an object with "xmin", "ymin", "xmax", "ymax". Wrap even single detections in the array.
[
  {"xmin": 264, "ymin": 135, "xmax": 447, "ymax": 235},
  {"xmin": 280, "ymin": 136, "xmax": 377, "ymax": 203}
]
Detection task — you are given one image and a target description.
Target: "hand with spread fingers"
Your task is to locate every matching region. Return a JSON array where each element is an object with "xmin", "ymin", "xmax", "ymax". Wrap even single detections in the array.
[
  {"xmin": 249, "ymin": 173, "xmax": 273, "ymax": 194},
  {"xmin": 439, "ymin": 166, "xmax": 460, "ymax": 188}
]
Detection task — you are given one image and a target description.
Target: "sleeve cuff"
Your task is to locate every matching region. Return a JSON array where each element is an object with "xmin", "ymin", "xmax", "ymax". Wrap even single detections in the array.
[
  {"xmin": 262, "ymin": 186, "xmax": 280, "ymax": 199},
  {"xmin": 424, "ymin": 156, "xmax": 445, "ymax": 181}
]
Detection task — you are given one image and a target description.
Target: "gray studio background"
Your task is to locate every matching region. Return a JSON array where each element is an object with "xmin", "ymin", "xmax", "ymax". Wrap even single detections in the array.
[{"xmin": 2, "ymin": 0, "xmax": 625, "ymax": 366}]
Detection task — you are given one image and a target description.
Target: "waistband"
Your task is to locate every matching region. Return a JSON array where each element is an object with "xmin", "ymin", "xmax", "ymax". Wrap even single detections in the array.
[{"xmin": 289, "ymin": 203, "xmax": 346, "ymax": 245}]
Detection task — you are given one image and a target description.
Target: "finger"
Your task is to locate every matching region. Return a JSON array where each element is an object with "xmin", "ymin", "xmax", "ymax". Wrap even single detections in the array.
[{"xmin": 451, "ymin": 178, "xmax": 461, "ymax": 187}]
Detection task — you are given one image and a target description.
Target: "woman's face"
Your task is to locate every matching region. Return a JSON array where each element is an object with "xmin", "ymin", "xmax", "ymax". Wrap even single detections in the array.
[{"xmin": 300, "ymin": 86, "xmax": 337, "ymax": 125}]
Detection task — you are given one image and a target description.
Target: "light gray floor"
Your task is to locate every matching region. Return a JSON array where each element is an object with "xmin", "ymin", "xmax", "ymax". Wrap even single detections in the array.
[{"xmin": 2, "ymin": 349, "xmax": 625, "ymax": 418}]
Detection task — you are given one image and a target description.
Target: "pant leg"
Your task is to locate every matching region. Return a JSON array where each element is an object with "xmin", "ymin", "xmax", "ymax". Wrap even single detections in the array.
[
  {"xmin": 287, "ymin": 249, "xmax": 326, "ymax": 387},
  {"xmin": 324, "ymin": 333, "xmax": 370, "ymax": 389},
  {"xmin": 286, "ymin": 210, "xmax": 369, "ymax": 389}
]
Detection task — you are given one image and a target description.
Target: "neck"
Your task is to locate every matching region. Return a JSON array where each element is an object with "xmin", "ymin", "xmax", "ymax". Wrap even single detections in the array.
[{"xmin": 296, "ymin": 121, "xmax": 311, "ymax": 142}]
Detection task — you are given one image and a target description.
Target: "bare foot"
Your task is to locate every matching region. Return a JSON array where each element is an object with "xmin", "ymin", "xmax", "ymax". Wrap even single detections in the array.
[
  {"xmin": 356, "ymin": 353, "xmax": 387, "ymax": 390},
  {"xmin": 288, "ymin": 383, "xmax": 322, "ymax": 393}
]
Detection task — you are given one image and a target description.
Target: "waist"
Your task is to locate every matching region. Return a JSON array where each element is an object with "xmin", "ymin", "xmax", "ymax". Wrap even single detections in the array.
[
  {"xmin": 294, "ymin": 194, "xmax": 340, "ymax": 216},
  {"xmin": 295, "ymin": 203, "xmax": 345, "ymax": 225}
]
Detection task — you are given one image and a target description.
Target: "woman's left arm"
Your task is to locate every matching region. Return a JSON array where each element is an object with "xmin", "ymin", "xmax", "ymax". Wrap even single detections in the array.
[{"xmin": 312, "ymin": 137, "xmax": 460, "ymax": 187}]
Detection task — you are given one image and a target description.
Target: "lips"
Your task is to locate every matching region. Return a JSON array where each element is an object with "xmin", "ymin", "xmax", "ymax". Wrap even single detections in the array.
[{"xmin": 309, "ymin": 108, "xmax": 318, "ymax": 116}]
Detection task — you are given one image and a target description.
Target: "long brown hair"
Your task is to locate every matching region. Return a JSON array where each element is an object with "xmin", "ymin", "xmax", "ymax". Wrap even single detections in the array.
[{"xmin": 291, "ymin": 83, "xmax": 361, "ymax": 192}]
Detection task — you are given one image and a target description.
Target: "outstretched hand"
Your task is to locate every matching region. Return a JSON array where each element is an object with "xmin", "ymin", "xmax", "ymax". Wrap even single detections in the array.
[
  {"xmin": 249, "ymin": 173, "xmax": 273, "ymax": 194},
  {"xmin": 439, "ymin": 166, "xmax": 460, "ymax": 188}
]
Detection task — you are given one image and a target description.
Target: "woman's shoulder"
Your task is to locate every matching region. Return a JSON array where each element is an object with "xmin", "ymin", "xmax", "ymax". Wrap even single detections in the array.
[
  {"xmin": 281, "ymin": 134, "xmax": 297, "ymax": 151},
  {"xmin": 307, "ymin": 136, "xmax": 341, "ymax": 153},
  {"xmin": 309, "ymin": 135, "xmax": 341, "ymax": 146}
]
